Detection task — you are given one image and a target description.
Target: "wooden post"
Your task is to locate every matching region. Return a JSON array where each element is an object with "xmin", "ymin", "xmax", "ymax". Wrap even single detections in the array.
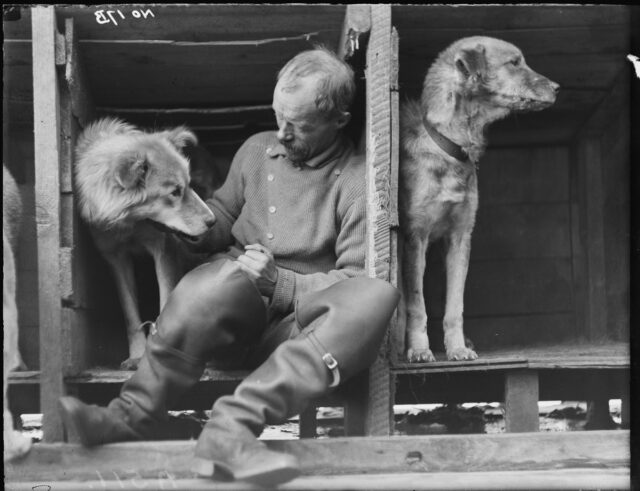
[
  {"xmin": 337, "ymin": 5, "xmax": 371, "ymax": 60},
  {"xmin": 360, "ymin": 3, "xmax": 396, "ymax": 437},
  {"xmin": 299, "ymin": 405, "xmax": 318, "ymax": 438},
  {"xmin": 504, "ymin": 370, "xmax": 539, "ymax": 433},
  {"xmin": 32, "ymin": 5, "xmax": 65, "ymax": 442}
]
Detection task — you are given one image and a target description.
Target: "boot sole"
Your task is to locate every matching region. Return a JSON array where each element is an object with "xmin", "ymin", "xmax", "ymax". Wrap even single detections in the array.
[{"xmin": 193, "ymin": 457, "xmax": 301, "ymax": 487}]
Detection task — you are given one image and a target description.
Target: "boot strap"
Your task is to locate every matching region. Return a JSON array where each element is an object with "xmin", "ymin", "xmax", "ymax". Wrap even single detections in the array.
[{"xmin": 307, "ymin": 331, "xmax": 340, "ymax": 388}]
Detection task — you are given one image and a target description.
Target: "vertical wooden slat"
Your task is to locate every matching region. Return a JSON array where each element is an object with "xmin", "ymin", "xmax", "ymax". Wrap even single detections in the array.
[
  {"xmin": 337, "ymin": 5, "xmax": 371, "ymax": 60},
  {"xmin": 32, "ymin": 5, "xmax": 65, "ymax": 442},
  {"xmin": 362, "ymin": 3, "xmax": 394, "ymax": 437},
  {"xmin": 576, "ymin": 139, "xmax": 608, "ymax": 340},
  {"xmin": 504, "ymin": 370, "xmax": 539, "ymax": 433},
  {"xmin": 298, "ymin": 406, "xmax": 318, "ymax": 439}
]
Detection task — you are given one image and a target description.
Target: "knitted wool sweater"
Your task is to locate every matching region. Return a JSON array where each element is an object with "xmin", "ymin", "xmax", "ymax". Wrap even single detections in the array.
[{"xmin": 200, "ymin": 131, "xmax": 367, "ymax": 316}]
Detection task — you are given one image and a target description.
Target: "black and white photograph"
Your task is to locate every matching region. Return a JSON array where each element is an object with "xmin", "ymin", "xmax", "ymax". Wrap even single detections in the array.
[{"xmin": 3, "ymin": 4, "xmax": 636, "ymax": 490}]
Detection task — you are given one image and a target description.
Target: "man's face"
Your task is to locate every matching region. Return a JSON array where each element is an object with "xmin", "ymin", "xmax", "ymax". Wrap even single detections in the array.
[{"xmin": 272, "ymin": 75, "xmax": 344, "ymax": 165}]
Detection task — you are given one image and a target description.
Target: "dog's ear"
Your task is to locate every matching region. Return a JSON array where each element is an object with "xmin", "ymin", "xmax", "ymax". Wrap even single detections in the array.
[
  {"xmin": 161, "ymin": 126, "xmax": 198, "ymax": 150},
  {"xmin": 115, "ymin": 155, "xmax": 148, "ymax": 189},
  {"xmin": 455, "ymin": 44, "xmax": 487, "ymax": 81}
]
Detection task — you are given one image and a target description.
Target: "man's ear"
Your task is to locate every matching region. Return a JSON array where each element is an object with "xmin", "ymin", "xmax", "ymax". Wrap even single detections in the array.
[
  {"xmin": 115, "ymin": 154, "xmax": 148, "ymax": 189},
  {"xmin": 454, "ymin": 44, "xmax": 487, "ymax": 81},
  {"xmin": 334, "ymin": 111, "xmax": 351, "ymax": 130},
  {"xmin": 160, "ymin": 126, "xmax": 198, "ymax": 150}
]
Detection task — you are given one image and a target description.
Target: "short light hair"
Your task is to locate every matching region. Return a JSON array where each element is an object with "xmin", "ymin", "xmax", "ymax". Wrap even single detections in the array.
[{"xmin": 277, "ymin": 46, "xmax": 356, "ymax": 117}]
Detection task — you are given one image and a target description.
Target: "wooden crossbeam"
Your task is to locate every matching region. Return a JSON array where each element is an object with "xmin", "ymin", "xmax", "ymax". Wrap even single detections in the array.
[{"xmin": 5, "ymin": 431, "xmax": 629, "ymax": 483}]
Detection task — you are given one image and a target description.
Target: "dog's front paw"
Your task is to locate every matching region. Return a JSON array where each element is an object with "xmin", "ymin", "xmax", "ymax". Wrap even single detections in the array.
[
  {"xmin": 120, "ymin": 357, "xmax": 141, "ymax": 371},
  {"xmin": 446, "ymin": 347, "xmax": 478, "ymax": 361},
  {"xmin": 406, "ymin": 348, "xmax": 436, "ymax": 363}
]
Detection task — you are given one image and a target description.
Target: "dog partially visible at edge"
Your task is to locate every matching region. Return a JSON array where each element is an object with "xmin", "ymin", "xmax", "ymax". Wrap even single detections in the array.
[
  {"xmin": 3, "ymin": 164, "xmax": 32, "ymax": 461},
  {"xmin": 74, "ymin": 118, "xmax": 216, "ymax": 369},
  {"xmin": 399, "ymin": 36, "xmax": 559, "ymax": 362}
]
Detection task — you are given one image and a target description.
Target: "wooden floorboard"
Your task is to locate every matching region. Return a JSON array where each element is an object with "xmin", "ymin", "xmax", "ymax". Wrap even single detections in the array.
[
  {"xmin": 393, "ymin": 341, "xmax": 629, "ymax": 373},
  {"xmin": 5, "ymin": 431, "xmax": 629, "ymax": 482},
  {"xmin": 5, "ymin": 469, "xmax": 629, "ymax": 490}
]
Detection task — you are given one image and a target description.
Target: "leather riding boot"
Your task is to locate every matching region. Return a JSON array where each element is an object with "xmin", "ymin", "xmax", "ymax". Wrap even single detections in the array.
[
  {"xmin": 59, "ymin": 259, "xmax": 267, "ymax": 446},
  {"xmin": 193, "ymin": 276, "xmax": 399, "ymax": 486}
]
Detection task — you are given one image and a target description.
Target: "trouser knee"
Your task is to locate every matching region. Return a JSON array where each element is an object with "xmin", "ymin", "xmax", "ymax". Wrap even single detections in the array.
[
  {"xmin": 296, "ymin": 277, "xmax": 400, "ymax": 381},
  {"xmin": 154, "ymin": 259, "xmax": 267, "ymax": 357}
]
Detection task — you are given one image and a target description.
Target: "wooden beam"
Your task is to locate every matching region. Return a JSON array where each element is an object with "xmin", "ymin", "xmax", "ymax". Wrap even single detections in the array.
[
  {"xmin": 337, "ymin": 5, "xmax": 371, "ymax": 60},
  {"xmin": 504, "ymin": 370, "xmax": 539, "ymax": 433},
  {"xmin": 575, "ymin": 138, "xmax": 608, "ymax": 340},
  {"xmin": 360, "ymin": 3, "xmax": 394, "ymax": 437},
  {"xmin": 4, "ymin": 470, "xmax": 631, "ymax": 491},
  {"xmin": 299, "ymin": 406, "xmax": 318, "ymax": 438},
  {"xmin": 97, "ymin": 104, "xmax": 273, "ymax": 114},
  {"xmin": 31, "ymin": 5, "xmax": 65, "ymax": 442},
  {"xmin": 5, "ymin": 431, "xmax": 629, "ymax": 482}
]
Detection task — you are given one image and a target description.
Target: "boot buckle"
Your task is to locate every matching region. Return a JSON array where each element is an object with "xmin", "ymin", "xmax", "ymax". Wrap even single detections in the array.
[{"xmin": 321, "ymin": 353, "xmax": 340, "ymax": 388}]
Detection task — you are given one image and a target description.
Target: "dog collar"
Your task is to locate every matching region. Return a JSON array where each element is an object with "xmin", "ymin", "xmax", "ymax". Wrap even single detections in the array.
[{"xmin": 422, "ymin": 116, "xmax": 469, "ymax": 163}]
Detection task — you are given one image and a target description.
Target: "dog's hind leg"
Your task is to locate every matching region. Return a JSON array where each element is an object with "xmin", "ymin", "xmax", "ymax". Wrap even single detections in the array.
[
  {"xmin": 403, "ymin": 233, "xmax": 435, "ymax": 363},
  {"xmin": 443, "ymin": 229, "xmax": 478, "ymax": 361},
  {"xmin": 105, "ymin": 252, "xmax": 147, "ymax": 370}
]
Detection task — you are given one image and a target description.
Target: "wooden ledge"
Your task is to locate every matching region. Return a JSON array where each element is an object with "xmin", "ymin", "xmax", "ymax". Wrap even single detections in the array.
[
  {"xmin": 4, "ymin": 468, "xmax": 631, "ymax": 491},
  {"xmin": 393, "ymin": 342, "xmax": 629, "ymax": 373},
  {"xmin": 5, "ymin": 431, "xmax": 629, "ymax": 484}
]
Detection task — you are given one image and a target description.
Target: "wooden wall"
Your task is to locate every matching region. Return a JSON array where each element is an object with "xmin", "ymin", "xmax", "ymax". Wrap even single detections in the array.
[{"xmin": 422, "ymin": 145, "xmax": 576, "ymax": 352}]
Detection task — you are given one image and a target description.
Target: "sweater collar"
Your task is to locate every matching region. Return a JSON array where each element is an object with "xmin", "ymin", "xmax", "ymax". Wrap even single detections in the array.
[{"xmin": 266, "ymin": 134, "xmax": 348, "ymax": 169}]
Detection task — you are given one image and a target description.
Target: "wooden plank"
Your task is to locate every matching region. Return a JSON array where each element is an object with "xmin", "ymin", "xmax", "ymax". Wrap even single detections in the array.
[
  {"xmin": 463, "ymin": 313, "xmax": 576, "ymax": 350},
  {"xmin": 360, "ymin": 3, "xmax": 394, "ymax": 437},
  {"xmin": 478, "ymin": 146, "xmax": 570, "ymax": 205},
  {"xmin": 65, "ymin": 368, "xmax": 251, "ymax": 384},
  {"xmin": 4, "ymin": 469, "xmax": 632, "ymax": 491},
  {"xmin": 390, "ymin": 5, "xmax": 630, "ymax": 30},
  {"xmin": 576, "ymin": 139, "xmax": 608, "ymax": 340},
  {"xmin": 64, "ymin": 18, "xmax": 95, "ymax": 127},
  {"xmin": 472, "ymin": 204, "xmax": 572, "ymax": 260},
  {"xmin": 504, "ymin": 370, "xmax": 539, "ymax": 432},
  {"xmin": 459, "ymin": 258, "xmax": 573, "ymax": 317},
  {"xmin": 52, "ymin": 5, "xmax": 347, "ymax": 42},
  {"xmin": 31, "ymin": 5, "xmax": 65, "ymax": 443},
  {"xmin": 299, "ymin": 406, "xmax": 318, "ymax": 438},
  {"xmin": 337, "ymin": 4, "xmax": 371, "ymax": 59},
  {"xmin": 5, "ymin": 431, "xmax": 629, "ymax": 482},
  {"xmin": 396, "ymin": 25, "xmax": 628, "ymax": 58}
]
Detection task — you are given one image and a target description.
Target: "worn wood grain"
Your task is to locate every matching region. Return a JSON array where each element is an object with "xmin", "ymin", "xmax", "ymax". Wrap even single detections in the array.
[
  {"xmin": 5, "ymin": 431, "xmax": 629, "ymax": 482},
  {"xmin": 337, "ymin": 4, "xmax": 370, "ymax": 59},
  {"xmin": 31, "ymin": 5, "xmax": 65, "ymax": 442},
  {"xmin": 473, "ymin": 204, "xmax": 572, "ymax": 260},
  {"xmin": 4, "ymin": 469, "xmax": 631, "ymax": 491},
  {"xmin": 504, "ymin": 370, "xmax": 539, "ymax": 432}
]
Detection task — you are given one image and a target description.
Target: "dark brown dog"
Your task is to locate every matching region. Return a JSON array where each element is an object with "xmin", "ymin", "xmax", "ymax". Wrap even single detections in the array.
[{"xmin": 399, "ymin": 36, "xmax": 559, "ymax": 362}]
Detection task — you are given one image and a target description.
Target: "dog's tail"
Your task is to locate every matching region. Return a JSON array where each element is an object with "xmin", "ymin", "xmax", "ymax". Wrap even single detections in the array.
[{"xmin": 75, "ymin": 117, "xmax": 141, "ymax": 160}]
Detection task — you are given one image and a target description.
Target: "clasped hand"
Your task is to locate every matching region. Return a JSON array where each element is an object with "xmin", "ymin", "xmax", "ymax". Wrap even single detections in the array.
[{"xmin": 235, "ymin": 243, "xmax": 279, "ymax": 297}]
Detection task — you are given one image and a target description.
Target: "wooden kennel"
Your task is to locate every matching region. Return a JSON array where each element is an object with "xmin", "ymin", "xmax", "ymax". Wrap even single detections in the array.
[{"xmin": 4, "ymin": 4, "xmax": 631, "ymax": 442}]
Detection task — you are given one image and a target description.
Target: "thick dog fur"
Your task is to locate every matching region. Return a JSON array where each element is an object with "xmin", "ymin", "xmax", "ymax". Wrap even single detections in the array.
[
  {"xmin": 74, "ymin": 118, "xmax": 216, "ymax": 369},
  {"xmin": 399, "ymin": 36, "xmax": 558, "ymax": 362},
  {"xmin": 3, "ymin": 164, "xmax": 32, "ymax": 461}
]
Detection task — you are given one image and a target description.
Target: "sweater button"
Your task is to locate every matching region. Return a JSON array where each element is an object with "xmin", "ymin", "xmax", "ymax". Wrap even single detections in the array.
[
  {"xmin": 267, "ymin": 233, "xmax": 274, "ymax": 240},
  {"xmin": 334, "ymin": 169, "xmax": 342, "ymax": 176},
  {"xmin": 267, "ymin": 174, "xmax": 275, "ymax": 181},
  {"xmin": 268, "ymin": 206, "xmax": 276, "ymax": 214}
]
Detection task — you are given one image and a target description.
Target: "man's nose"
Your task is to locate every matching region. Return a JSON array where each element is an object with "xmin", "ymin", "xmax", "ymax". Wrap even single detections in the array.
[{"xmin": 277, "ymin": 124, "xmax": 293, "ymax": 142}]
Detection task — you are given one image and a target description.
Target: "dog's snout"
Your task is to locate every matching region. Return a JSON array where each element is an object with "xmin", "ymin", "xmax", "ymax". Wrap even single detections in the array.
[
  {"xmin": 204, "ymin": 214, "xmax": 216, "ymax": 229},
  {"xmin": 550, "ymin": 81, "xmax": 560, "ymax": 94}
]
